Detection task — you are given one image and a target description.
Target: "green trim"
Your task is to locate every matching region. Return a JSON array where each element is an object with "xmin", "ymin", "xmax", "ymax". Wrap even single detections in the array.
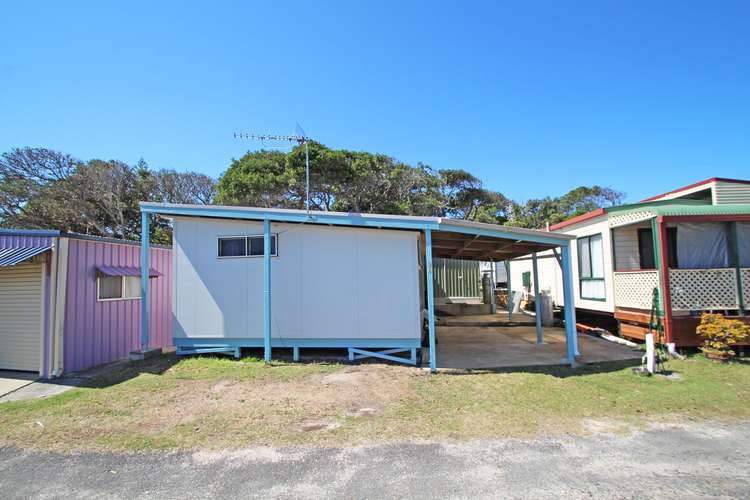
[
  {"xmin": 730, "ymin": 222, "xmax": 745, "ymax": 314},
  {"xmin": 577, "ymin": 234, "xmax": 606, "ymax": 300},
  {"xmin": 650, "ymin": 217, "xmax": 665, "ymax": 318}
]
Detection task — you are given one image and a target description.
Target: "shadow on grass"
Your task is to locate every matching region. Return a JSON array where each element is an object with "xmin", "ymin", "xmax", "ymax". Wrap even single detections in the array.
[
  {"xmin": 435, "ymin": 358, "xmax": 644, "ymax": 378},
  {"xmin": 69, "ymin": 354, "xmax": 182, "ymax": 390}
]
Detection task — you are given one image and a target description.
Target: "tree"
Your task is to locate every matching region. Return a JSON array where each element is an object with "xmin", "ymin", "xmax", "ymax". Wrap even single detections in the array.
[
  {"xmin": 0, "ymin": 148, "xmax": 79, "ymax": 226},
  {"xmin": 0, "ymin": 147, "xmax": 217, "ymax": 244},
  {"xmin": 508, "ymin": 186, "xmax": 625, "ymax": 228}
]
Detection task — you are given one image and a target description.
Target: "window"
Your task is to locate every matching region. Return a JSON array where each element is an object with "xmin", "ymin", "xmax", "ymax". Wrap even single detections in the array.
[
  {"xmin": 98, "ymin": 276, "xmax": 141, "ymax": 301},
  {"xmin": 577, "ymin": 234, "xmax": 605, "ymax": 300},
  {"xmin": 637, "ymin": 228, "xmax": 677, "ymax": 269},
  {"xmin": 218, "ymin": 235, "xmax": 278, "ymax": 258},
  {"xmin": 522, "ymin": 271, "xmax": 531, "ymax": 290}
]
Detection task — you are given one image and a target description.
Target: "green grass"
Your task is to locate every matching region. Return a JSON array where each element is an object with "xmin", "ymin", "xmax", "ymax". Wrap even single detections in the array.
[{"xmin": 1, "ymin": 353, "xmax": 749, "ymax": 452}]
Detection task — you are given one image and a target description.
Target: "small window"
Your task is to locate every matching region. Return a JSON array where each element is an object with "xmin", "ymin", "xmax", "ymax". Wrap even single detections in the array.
[
  {"xmin": 522, "ymin": 271, "xmax": 531, "ymax": 290},
  {"xmin": 98, "ymin": 276, "xmax": 141, "ymax": 301},
  {"xmin": 218, "ymin": 235, "xmax": 277, "ymax": 258},
  {"xmin": 218, "ymin": 237, "xmax": 247, "ymax": 257}
]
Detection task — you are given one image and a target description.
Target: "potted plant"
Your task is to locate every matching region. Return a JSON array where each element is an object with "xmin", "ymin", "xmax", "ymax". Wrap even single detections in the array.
[{"xmin": 696, "ymin": 313, "xmax": 749, "ymax": 362}]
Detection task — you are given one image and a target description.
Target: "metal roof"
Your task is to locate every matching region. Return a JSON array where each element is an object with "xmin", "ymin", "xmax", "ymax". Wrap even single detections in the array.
[
  {"xmin": 96, "ymin": 265, "xmax": 161, "ymax": 277},
  {"xmin": 0, "ymin": 245, "xmax": 52, "ymax": 266},
  {"xmin": 140, "ymin": 202, "xmax": 574, "ymax": 249},
  {"xmin": 613, "ymin": 202, "xmax": 750, "ymax": 218}
]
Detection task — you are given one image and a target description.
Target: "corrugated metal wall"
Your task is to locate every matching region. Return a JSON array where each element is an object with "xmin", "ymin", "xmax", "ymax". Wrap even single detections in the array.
[
  {"xmin": 63, "ymin": 238, "xmax": 172, "ymax": 373},
  {"xmin": 432, "ymin": 258, "xmax": 481, "ymax": 299}
]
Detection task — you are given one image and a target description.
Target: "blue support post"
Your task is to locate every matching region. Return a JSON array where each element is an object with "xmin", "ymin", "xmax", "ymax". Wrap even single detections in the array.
[
  {"xmin": 505, "ymin": 260, "xmax": 512, "ymax": 321},
  {"xmin": 140, "ymin": 211, "xmax": 150, "ymax": 351},
  {"xmin": 532, "ymin": 252, "xmax": 543, "ymax": 344},
  {"xmin": 560, "ymin": 244, "xmax": 577, "ymax": 367},
  {"xmin": 263, "ymin": 218, "xmax": 272, "ymax": 363},
  {"xmin": 489, "ymin": 260, "xmax": 497, "ymax": 315},
  {"xmin": 425, "ymin": 230, "xmax": 437, "ymax": 373},
  {"xmin": 293, "ymin": 347, "xmax": 300, "ymax": 362}
]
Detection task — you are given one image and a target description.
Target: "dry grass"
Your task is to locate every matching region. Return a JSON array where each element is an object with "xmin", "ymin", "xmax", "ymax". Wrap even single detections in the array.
[{"xmin": 1, "ymin": 354, "xmax": 749, "ymax": 452}]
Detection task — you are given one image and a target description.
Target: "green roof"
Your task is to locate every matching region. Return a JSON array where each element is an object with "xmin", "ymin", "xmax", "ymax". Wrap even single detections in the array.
[{"xmin": 610, "ymin": 201, "xmax": 750, "ymax": 218}]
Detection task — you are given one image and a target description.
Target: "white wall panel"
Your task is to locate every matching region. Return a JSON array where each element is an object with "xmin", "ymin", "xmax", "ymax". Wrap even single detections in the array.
[{"xmin": 172, "ymin": 217, "xmax": 420, "ymax": 341}]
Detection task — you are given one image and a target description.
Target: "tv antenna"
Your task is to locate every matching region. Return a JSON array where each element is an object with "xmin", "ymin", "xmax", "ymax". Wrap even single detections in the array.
[{"xmin": 234, "ymin": 123, "xmax": 312, "ymax": 213}]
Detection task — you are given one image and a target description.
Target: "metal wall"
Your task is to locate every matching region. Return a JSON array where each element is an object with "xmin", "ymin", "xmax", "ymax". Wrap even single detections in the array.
[
  {"xmin": 172, "ymin": 217, "xmax": 421, "ymax": 341},
  {"xmin": 63, "ymin": 238, "xmax": 172, "ymax": 373},
  {"xmin": 432, "ymin": 257, "xmax": 481, "ymax": 300}
]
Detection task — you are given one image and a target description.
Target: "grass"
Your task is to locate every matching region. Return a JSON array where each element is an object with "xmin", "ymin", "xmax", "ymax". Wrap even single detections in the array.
[{"xmin": 1, "ymin": 354, "xmax": 749, "ymax": 452}]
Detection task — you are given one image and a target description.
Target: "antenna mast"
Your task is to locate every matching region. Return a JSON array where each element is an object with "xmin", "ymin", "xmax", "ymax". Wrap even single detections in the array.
[{"xmin": 233, "ymin": 125, "xmax": 312, "ymax": 213}]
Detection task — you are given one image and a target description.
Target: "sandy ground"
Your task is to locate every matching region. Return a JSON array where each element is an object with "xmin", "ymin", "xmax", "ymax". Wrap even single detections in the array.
[{"xmin": 1, "ymin": 420, "xmax": 749, "ymax": 499}]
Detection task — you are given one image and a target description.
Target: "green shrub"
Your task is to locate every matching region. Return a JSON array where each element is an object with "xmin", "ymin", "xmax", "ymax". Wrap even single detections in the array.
[{"xmin": 696, "ymin": 313, "xmax": 749, "ymax": 359}]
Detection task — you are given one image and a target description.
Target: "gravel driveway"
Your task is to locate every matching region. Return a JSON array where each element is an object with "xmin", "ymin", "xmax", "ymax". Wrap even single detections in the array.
[{"xmin": 1, "ymin": 421, "xmax": 749, "ymax": 499}]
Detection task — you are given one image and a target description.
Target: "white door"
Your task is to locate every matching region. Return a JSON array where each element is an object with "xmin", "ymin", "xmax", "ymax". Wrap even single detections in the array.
[{"xmin": 0, "ymin": 264, "xmax": 43, "ymax": 372}]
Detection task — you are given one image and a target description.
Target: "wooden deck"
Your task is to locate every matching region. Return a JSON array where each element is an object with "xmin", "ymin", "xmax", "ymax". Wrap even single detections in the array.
[{"xmin": 615, "ymin": 308, "xmax": 750, "ymax": 347}]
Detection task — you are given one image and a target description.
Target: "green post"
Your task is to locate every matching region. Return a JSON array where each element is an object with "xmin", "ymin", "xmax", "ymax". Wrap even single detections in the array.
[
  {"xmin": 650, "ymin": 217, "xmax": 664, "ymax": 319},
  {"xmin": 730, "ymin": 222, "xmax": 745, "ymax": 314}
]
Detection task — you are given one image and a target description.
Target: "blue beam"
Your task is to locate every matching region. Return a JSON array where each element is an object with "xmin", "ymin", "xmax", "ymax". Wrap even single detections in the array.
[
  {"xmin": 532, "ymin": 252, "xmax": 543, "ymax": 344},
  {"xmin": 560, "ymin": 244, "xmax": 577, "ymax": 367},
  {"xmin": 505, "ymin": 260, "xmax": 512, "ymax": 321},
  {"xmin": 263, "ymin": 218, "xmax": 272, "ymax": 363},
  {"xmin": 140, "ymin": 204, "xmax": 439, "ymax": 231},
  {"xmin": 425, "ymin": 229, "xmax": 437, "ymax": 373},
  {"xmin": 140, "ymin": 211, "xmax": 150, "ymax": 350},
  {"xmin": 436, "ymin": 222, "xmax": 572, "ymax": 246}
]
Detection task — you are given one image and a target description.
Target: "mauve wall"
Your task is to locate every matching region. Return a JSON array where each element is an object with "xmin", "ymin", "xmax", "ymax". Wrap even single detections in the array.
[{"xmin": 63, "ymin": 238, "xmax": 172, "ymax": 373}]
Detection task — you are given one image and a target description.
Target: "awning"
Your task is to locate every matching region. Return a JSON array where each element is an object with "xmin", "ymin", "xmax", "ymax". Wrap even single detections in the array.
[
  {"xmin": 96, "ymin": 265, "xmax": 162, "ymax": 278},
  {"xmin": 0, "ymin": 245, "xmax": 52, "ymax": 266}
]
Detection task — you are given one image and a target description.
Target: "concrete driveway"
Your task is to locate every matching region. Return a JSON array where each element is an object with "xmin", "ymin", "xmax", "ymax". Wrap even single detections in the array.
[
  {"xmin": 1, "ymin": 420, "xmax": 749, "ymax": 499},
  {"xmin": 0, "ymin": 371, "xmax": 37, "ymax": 398}
]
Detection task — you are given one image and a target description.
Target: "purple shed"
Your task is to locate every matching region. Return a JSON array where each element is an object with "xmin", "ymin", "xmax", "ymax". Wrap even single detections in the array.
[{"xmin": 0, "ymin": 229, "xmax": 172, "ymax": 377}]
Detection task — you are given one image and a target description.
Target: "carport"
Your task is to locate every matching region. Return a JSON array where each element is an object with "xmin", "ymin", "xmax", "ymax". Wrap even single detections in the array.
[
  {"xmin": 422, "ymin": 219, "xmax": 577, "ymax": 371},
  {"xmin": 138, "ymin": 205, "xmax": 578, "ymax": 372}
]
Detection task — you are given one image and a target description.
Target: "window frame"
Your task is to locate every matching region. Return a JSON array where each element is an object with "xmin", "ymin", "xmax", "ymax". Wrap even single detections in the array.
[
  {"xmin": 97, "ymin": 275, "xmax": 142, "ymax": 302},
  {"xmin": 577, "ymin": 233, "xmax": 606, "ymax": 301},
  {"xmin": 217, "ymin": 234, "xmax": 279, "ymax": 259}
]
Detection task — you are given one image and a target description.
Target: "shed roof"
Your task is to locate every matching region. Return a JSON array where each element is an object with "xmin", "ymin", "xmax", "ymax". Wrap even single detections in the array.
[
  {"xmin": 141, "ymin": 202, "xmax": 574, "ymax": 261},
  {"xmin": 0, "ymin": 244, "xmax": 53, "ymax": 266}
]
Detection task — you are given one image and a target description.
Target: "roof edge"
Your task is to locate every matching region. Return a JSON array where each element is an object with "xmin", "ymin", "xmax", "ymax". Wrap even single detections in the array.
[
  {"xmin": 548, "ymin": 208, "xmax": 607, "ymax": 231},
  {"xmin": 641, "ymin": 177, "xmax": 750, "ymax": 202}
]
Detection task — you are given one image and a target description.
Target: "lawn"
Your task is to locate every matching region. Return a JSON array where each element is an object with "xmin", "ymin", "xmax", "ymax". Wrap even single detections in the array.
[{"xmin": 1, "ymin": 354, "xmax": 749, "ymax": 452}]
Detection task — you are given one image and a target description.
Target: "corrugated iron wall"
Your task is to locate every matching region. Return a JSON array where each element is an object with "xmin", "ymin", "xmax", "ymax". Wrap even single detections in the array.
[
  {"xmin": 432, "ymin": 257, "xmax": 481, "ymax": 299},
  {"xmin": 63, "ymin": 238, "xmax": 172, "ymax": 373}
]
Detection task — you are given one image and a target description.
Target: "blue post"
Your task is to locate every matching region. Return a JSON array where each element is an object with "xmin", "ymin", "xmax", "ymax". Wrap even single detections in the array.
[
  {"xmin": 560, "ymin": 244, "xmax": 577, "ymax": 367},
  {"xmin": 489, "ymin": 260, "xmax": 497, "ymax": 315},
  {"xmin": 505, "ymin": 260, "xmax": 512, "ymax": 321},
  {"xmin": 425, "ymin": 230, "xmax": 437, "ymax": 373},
  {"xmin": 293, "ymin": 347, "xmax": 300, "ymax": 362},
  {"xmin": 532, "ymin": 252, "xmax": 543, "ymax": 344},
  {"xmin": 263, "ymin": 219, "xmax": 272, "ymax": 363},
  {"xmin": 140, "ymin": 211, "xmax": 150, "ymax": 351}
]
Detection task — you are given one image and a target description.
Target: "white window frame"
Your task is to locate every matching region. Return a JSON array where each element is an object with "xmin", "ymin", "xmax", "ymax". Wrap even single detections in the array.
[
  {"xmin": 217, "ymin": 234, "xmax": 279, "ymax": 259},
  {"xmin": 97, "ymin": 275, "xmax": 142, "ymax": 302}
]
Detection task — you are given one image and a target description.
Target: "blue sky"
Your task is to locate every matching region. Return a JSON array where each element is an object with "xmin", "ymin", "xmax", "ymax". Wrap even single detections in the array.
[{"xmin": 2, "ymin": 1, "xmax": 749, "ymax": 203}]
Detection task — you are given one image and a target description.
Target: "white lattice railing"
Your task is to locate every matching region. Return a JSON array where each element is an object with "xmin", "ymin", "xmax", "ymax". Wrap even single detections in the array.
[
  {"xmin": 669, "ymin": 268, "xmax": 739, "ymax": 311},
  {"xmin": 609, "ymin": 211, "xmax": 654, "ymax": 228},
  {"xmin": 742, "ymin": 269, "xmax": 750, "ymax": 306},
  {"xmin": 613, "ymin": 271, "xmax": 660, "ymax": 310}
]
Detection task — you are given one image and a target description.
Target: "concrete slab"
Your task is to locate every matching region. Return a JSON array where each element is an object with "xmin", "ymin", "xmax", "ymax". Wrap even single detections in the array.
[
  {"xmin": 0, "ymin": 377, "xmax": 82, "ymax": 403},
  {"xmin": 433, "ymin": 325, "xmax": 641, "ymax": 370},
  {"xmin": 0, "ymin": 371, "xmax": 37, "ymax": 398},
  {"xmin": 437, "ymin": 311, "xmax": 536, "ymax": 327}
]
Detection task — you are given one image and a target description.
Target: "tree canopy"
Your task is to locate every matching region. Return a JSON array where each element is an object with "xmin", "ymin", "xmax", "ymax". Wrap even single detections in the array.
[
  {"xmin": 0, "ymin": 147, "xmax": 216, "ymax": 243},
  {"xmin": 1, "ymin": 144, "xmax": 624, "ymax": 244}
]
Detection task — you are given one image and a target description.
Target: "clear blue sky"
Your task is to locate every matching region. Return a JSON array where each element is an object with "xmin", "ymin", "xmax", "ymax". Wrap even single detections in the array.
[{"xmin": 2, "ymin": 1, "xmax": 748, "ymax": 203}]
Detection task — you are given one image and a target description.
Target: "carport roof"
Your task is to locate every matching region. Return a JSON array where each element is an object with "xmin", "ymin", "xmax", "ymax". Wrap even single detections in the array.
[{"xmin": 141, "ymin": 202, "xmax": 573, "ymax": 260}]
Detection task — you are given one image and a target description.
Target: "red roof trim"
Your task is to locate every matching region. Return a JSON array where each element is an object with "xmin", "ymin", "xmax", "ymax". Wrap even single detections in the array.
[
  {"xmin": 548, "ymin": 208, "xmax": 606, "ymax": 231},
  {"xmin": 641, "ymin": 177, "xmax": 750, "ymax": 202}
]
